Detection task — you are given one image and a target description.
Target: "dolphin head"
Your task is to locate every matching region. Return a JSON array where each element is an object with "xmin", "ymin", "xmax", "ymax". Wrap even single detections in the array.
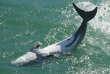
[
  {"xmin": 11, "ymin": 52, "xmax": 37, "ymax": 66},
  {"xmin": 11, "ymin": 45, "xmax": 41, "ymax": 66}
]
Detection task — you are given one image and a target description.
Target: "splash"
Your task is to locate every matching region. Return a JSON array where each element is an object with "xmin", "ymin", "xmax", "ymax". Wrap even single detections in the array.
[
  {"xmin": 76, "ymin": 1, "xmax": 110, "ymax": 56},
  {"xmin": 82, "ymin": 2, "xmax": 110, "ymax": 34},
  {"xmin": 74, "ymin": 1, "xmax": 110, "ymax": 34}
]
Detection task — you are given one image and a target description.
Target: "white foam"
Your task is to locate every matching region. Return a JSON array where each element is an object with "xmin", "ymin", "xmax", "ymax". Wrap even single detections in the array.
[
  {"xmin": 77, "ymin": 1, "xmax": 110, "ymax": 34},
  {"xmin": 77, "ymin": 1, "xmax": 110, "ymax": 55},
  {"xmin": 76, "ymin": 2, "xmax": 96, "ymax": 11}
]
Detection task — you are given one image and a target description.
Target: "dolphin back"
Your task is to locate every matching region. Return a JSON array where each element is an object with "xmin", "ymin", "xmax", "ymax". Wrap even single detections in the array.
[{"xmin": 73, "ymin": 3, "xmax": 97, "ymax": 22}]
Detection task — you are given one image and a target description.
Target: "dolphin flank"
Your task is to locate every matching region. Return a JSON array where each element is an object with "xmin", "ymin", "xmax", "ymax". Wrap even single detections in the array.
[{"xmin": 11, "ymin": 3, "xmax": 97, "ymax": 66}]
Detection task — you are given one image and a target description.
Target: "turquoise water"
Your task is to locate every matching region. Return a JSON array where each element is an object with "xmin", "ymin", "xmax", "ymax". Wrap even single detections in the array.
[{"xmin": 0, "ymin": 0, "xmax": 110, "ymax": 74}]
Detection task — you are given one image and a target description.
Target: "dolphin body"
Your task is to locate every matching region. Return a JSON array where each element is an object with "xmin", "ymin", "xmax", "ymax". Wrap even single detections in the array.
[{"xmin": 11, "ymin": 3, "xmax": 97, "ymax": 66}]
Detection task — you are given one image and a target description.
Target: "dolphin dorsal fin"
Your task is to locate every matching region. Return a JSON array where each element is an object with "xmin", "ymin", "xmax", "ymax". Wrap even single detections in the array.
[
  {"xmin": 36, "ymin": 44, "xmax": 40, "ymax": 48},
  {"xmin": 30, "ymin": 44, "xmax": 40, "ymax": 52}
]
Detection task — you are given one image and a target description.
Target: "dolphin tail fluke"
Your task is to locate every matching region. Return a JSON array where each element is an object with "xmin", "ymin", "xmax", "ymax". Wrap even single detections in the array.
[{"xmin": 73, "ymin": 3, "xmax": 97, "ymax": 22}]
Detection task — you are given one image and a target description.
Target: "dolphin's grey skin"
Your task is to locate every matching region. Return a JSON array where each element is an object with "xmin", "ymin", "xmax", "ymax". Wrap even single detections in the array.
[{"xmin": 11, "ymin": 3, "xmax": 97, "ymax": 66}]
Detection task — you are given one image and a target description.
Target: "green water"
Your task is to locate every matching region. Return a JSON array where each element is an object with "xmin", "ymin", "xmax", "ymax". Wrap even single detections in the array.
[{"xmin": 0, "ymin": 0, "xmax": 110, "ymax": 74}]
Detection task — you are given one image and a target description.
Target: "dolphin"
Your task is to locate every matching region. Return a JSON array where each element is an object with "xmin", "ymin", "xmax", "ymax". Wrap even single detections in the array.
[{"xmin": 11, "ymin": 3, "xmax": 97, "ymax": 66}]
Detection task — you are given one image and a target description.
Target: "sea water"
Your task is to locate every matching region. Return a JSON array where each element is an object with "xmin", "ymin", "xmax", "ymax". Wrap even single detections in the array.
[{"xmin": 0, "ymin": 0, "xmax": 110, "ymax": 74}]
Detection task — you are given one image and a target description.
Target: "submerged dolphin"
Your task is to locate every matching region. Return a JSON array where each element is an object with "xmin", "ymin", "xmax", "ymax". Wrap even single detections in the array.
[{"xmin": 11, "ymin": 3, "xmax": 97, "ymax": 66}]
